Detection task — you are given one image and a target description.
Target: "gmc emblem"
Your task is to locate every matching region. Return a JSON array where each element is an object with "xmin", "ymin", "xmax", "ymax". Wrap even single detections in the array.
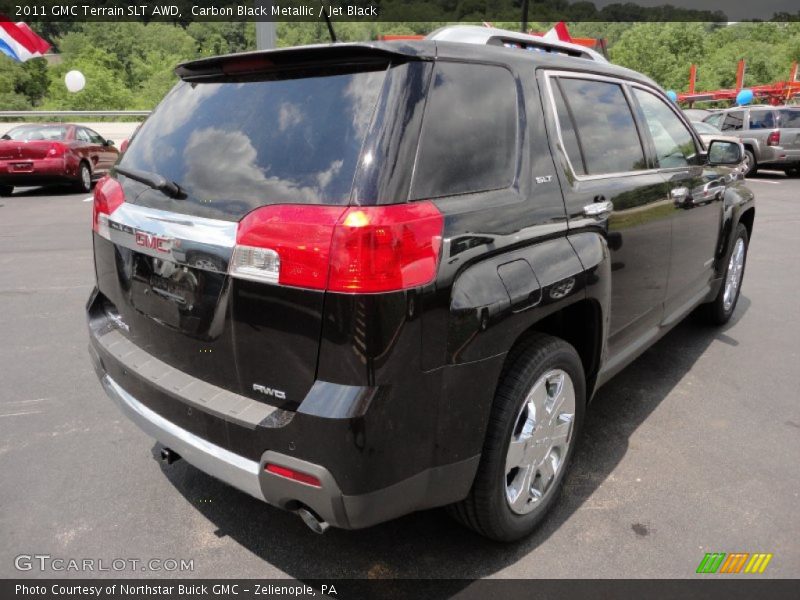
[{"xmin": 135, "ymin": 230, "xmax": 172, "ymax": 253}]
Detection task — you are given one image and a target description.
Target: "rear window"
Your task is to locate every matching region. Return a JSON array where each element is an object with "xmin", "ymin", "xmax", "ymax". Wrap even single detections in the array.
[
  {"xmin": 411, "ymin": 62, "xmax": 517, "ymax": 199},
  {"xmin": 2, "ymin": 125, "xmax": 67, "ymax": 141},
  {"xmin": 120, "ymin": 68, "xmax": 387, "ymax": 221},
  {"xmin": 777, "ymin": 109, "xmax": 800, "ymax": 128}
]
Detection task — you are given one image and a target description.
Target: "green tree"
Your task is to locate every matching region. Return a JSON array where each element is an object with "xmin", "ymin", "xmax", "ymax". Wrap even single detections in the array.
[
  {"xmin": 611, "ymin": 22, "xmax": 709, "ymax": 91},
  {"xmin": 42, "ymin": 49, "xmax": 133, "ymax": 110}
]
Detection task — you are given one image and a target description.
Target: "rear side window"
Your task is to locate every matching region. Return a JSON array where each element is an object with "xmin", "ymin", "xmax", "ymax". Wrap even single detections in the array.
[
  {"xmin": 120, "ymin": 68, "xmax": 387, "ymax": 221},
  {"xmin": 749, "ymin": 110, "xmax": 775, "ymax": 129},
  {"xmin": 721, "ymin": 111, "xmax": 744, "ymax": 131},
  {"xmin": 411, "ymin": 62, "xmax": 517, "ymax": 199},
  {"xmin": 553, "ymin": 77, "xmax": 646, "ymax": 175},
  {"xmin": 777, "ymin": 109, "xmax": 800, "ymax": 128}
]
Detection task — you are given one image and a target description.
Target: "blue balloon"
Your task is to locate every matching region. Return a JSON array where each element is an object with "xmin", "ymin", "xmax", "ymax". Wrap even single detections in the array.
[
  {"xmin": 736, "ymin": 89, "xmax": 754, "ymax": 106},
  {"xmin": 666, "ymin": 90, "xmax": 678, "ymax": 102}
]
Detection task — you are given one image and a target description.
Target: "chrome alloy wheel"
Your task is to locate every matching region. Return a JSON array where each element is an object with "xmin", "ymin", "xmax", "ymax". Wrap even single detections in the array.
[
  {"xmin": 723, "ymin": 237, "xmax": 745, "ymax": 312},
  {"xmin": 505, "ymin": 369, "xmax": 576, "ymax": 514}
]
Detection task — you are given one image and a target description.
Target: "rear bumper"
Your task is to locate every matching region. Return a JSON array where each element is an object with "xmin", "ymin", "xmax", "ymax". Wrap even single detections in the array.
[
  {"xmin": 0, "ymin": 158, "xmax": 75, "ymax": 185},
  {"xmin": 88, "ymin": 310, "xmax": 482, "ymax": 530},
  {"xmin": 758, "ymin": 146, "xmax": 800, "ymax": 166},
  {"xmin": 100, "ymin": 372, "xmax": 264, "ymax": 500}
]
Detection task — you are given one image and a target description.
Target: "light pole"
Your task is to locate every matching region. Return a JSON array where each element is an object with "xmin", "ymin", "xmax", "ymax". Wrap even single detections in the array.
[{"xmin": 254, "ymin": 1, "xmax": 276, "ymax": 49}]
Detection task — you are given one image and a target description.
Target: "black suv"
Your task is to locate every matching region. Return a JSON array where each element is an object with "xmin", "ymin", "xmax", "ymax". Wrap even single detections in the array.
[{"xmin": 87, "ymin": 26, "xmax": 754, "ymax": 541}]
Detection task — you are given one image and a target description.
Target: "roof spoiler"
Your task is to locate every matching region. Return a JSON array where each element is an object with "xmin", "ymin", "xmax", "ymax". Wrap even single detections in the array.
[{"xmin": 176, "ymin": 43, "xmax": 432, "ymax": 80}]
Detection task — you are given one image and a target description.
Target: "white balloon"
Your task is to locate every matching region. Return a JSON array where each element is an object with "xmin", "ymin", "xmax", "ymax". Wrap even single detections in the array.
[{"xmin": 65, "ymin": 70, "xmax": 86, "ymax": 93}]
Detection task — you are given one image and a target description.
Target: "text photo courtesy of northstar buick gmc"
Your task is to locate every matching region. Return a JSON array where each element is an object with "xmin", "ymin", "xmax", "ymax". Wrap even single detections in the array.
[{"xmin": 86, "ymin": 26, "xmax": 754, "ymax": 541}]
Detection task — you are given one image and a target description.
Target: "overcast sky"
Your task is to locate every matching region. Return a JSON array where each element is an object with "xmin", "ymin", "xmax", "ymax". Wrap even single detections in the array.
[{"xmin": 592, "ymin": 0, "xmax": 796, "ymax": 20}]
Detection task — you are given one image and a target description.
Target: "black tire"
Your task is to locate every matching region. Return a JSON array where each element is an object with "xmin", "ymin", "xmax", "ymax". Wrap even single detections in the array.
[
  {"xmin": 448, "ymin": 333, "xmax": 586, "ymax": 542},
  {"xmin": 743, "ymin": 150, "xmax": 757, "ymax": 177},
  {"xmin": 703, "ymin": 223, "xmax": 749, "ymax": 326},
  {"xmin": 784, "ymin": 165, "xmax": 800, "ymax": 178},
  {"xmin": 0, "ymin": 184, "xmax": 12, "ymax": 197},
  {"xmin": 74, "ymin": 162, "xmax": 92, "ymax": 193}
]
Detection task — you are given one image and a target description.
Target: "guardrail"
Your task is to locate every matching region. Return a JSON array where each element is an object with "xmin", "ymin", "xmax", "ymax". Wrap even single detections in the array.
[{"xmin": 0, "ymin": 110, "xmax": 151, "ymax": 118}]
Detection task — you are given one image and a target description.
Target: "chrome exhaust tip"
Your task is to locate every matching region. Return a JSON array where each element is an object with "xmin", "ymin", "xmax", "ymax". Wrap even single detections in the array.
[
  {"xmin": 160, "ymin": 447, "xmax": 182, "ymax": 465},
  {"xmin": 296, "ymin": 507, "xmax": 329, "ymax": 534}
]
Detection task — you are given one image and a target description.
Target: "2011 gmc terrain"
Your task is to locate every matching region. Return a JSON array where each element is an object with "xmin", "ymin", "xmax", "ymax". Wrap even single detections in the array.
[{"xmin": 88, "ymin": 26, "xmax": 754, "ymax": 541}]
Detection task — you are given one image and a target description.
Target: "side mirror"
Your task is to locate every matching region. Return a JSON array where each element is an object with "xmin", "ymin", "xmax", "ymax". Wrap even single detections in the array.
[
  {"xmin": 104, "ymin": 139, "xmax": 115, "ymax": 146},
  {"xmin": 707, "ymin": 140, "xmax": 742, "ymax": 165}
]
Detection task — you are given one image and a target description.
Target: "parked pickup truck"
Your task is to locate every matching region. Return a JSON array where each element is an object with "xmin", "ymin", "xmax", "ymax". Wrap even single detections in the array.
[
  {"xmin": 87, "ymin": 26, "xmax": 755, "ymax": 541},
  {"xmin": 704, "ymin": 105, "xmax": 800, "ymax": 176}
]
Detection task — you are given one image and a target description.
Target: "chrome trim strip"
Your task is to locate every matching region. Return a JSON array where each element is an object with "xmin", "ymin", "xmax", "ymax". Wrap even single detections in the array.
[
  {"xmin": 101, "ymin": 374, "xmax": 265, "ymax": 501},
  {"xmin": 542, "ymin": 71, "xmax": 655, "ymax": 182},
  {"xmin": 106, "ymin": 202, "xmax": 237, "ymax": 271},
  {"xmin": 542, "ymin": 70, "xmax": 704, "ymax": 182}
]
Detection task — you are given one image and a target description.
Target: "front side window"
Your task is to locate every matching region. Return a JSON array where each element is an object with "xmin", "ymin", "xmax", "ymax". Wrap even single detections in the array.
[
  {"xmin": 749, "ymin": 110, "xmax": 775, "ymax": 129},
  {"xmin": 86, "ymin": 128, "xmax": 105, "ymax": 144},
  {"xmin": 553, "ymin": 77, "xmax": 646, "ymax": 176},
  {"xmin": 721, "ymin": 111, "xmax": 744, "ymax": 131},
  {"xmin": 633, "ymin": 88, "xmax": 698, "ymax": 168},
  {"xmin": 411, "ymin": 62, "xmax": 517, "ymax": 199}
]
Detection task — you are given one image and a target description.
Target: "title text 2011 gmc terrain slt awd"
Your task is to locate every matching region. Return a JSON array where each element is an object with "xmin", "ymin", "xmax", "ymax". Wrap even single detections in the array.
[{"xmin": 88, "ymin": 26, "xmax": 754, "ymax": 541}]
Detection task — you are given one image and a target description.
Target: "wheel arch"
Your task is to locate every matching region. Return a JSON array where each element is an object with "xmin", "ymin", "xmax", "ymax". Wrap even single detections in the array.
[
  {"xmin": 501, "ymin": 297, "xmax": 603, "ymax": 403},
  {"xmin": 738, "ymin": 206, "xmax": 755, "ymax": 241}
]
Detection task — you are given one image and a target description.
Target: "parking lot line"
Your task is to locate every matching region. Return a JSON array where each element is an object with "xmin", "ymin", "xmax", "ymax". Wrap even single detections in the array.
[
  {"xmin": 82, "ymin": 196, "xmax": 93, "ymax": 202},
  {"xmin": 747, "ymin": 179, "xmax": 781, "ymax": 184}
]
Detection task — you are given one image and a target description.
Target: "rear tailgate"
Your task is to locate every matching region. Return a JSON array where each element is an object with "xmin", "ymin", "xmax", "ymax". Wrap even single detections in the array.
[
  {"xmin": 0, "ymin": 140, "xmax": 53, "ymax": 160},
  {"xmin": 93, "ymin": 49, "xmax": 402, "ymax": 409},
  {"xmin": 777, "ymin": 109, "xmax": 800, "ymax": 151}
]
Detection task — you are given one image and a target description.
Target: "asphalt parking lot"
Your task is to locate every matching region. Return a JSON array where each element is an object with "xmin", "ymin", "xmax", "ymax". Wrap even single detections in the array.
[{"xmin": 0, "ymin": 174, "xmax": 798, "ymax": 582}]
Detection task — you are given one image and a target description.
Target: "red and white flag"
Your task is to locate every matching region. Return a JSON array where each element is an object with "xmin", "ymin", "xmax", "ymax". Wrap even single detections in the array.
[
  {"xmin": 543, "ymin": 22, "xmax": 573, "ymax": 44},
  {"xmin": 0, "ymin": 16, "xmax": 50, "ymax": 62}
]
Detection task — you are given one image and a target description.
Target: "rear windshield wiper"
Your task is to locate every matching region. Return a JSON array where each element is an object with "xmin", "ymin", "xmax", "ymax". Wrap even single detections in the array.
[{"xmin": 114, "ymin": 166, "xmax": 185, "ymax": 199}]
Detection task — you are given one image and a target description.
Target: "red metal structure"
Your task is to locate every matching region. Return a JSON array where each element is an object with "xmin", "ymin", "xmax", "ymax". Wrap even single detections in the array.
[
  {"xmin": 679, "ymin": 60, "xmax": 800, "ymax": 106},
  {"xmin": 528, "ymin": 32, "xmax": 608, "ymax": 58}
]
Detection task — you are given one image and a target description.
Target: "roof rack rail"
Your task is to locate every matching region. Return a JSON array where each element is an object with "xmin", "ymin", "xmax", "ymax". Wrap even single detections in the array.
[{"xmin": 426, "ymin": 25, "xmax": 607, "ymax": 63}]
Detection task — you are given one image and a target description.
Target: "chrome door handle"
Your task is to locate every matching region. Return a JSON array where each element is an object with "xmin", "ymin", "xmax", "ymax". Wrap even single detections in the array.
[{"xmin": 583, "ymin": 200, "xmax": 614, "ymax": 218}]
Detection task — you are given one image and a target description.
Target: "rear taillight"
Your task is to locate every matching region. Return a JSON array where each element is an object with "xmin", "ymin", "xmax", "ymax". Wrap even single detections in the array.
[
  {"xmin": 328, "ymin": 204, "xmax": 444, "ymax": 292},
  {"xmin": 767, "ymin": 129, "xmax": 780, "ymax": 146},
  {"xmin": 230, "ymin": 202, "xmax": 443, "ymax": 293},
  {"xmin": 233, "ymin": 205, "xmax": 345, "ymax": 289},
  {"xmin": 92, "ymin": 176, "xmax": 124, "ymax": 239},
  {"xmin": 47, "ymin": 143, "xmax": 66, "ymax": 157}
]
